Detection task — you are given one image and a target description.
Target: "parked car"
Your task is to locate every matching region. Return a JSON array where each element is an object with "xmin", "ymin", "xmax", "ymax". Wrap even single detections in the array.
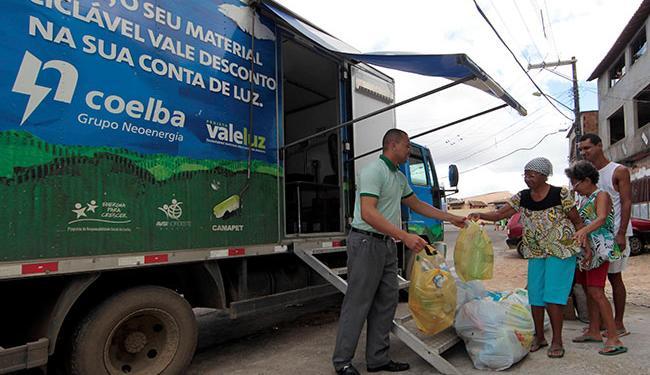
[
  {"xmin": 630, "ymin": 217, "xmax": 650, "ymax": 256},
  {"xmin": 506, "ymin": 212, "xmax": 524, "ymax": 257}
]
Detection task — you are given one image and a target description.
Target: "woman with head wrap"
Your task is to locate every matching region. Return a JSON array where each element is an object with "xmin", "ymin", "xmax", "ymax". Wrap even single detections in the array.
[{"xmin": 470, "ymin": 157, "xmax": 590, "ymax": 359}]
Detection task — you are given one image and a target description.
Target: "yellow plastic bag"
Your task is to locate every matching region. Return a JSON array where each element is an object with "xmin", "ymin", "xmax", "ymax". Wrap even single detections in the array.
[
  {"xmin": 454, "ymin": 221, "xmax": 494, "ymax": 281},
  {"xmin": 408, "ymin": 252, "xmax": 457, "ymax": 335}
]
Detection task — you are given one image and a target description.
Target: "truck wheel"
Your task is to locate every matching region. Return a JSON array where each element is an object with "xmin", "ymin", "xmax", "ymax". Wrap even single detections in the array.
[
  {"xmin": 629, "ymin": 236, "xmax": 643, "ymax": 256},
  {"xmin": 70, "ymin": 286, "xmax": 197, "ymax": 375}
]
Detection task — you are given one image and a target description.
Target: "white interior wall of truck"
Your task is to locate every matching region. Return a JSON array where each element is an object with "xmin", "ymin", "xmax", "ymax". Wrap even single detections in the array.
[
  {"xmin": 282, "ymin": 38, "xmax": 343, "ymax": 235},
  {"xmin": 350, "ymin": 66, "xmax": 397, "ymax": 174}
]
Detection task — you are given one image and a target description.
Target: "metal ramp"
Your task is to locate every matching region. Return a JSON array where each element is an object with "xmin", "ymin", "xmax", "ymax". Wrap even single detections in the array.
[{"xmin": 294, "ymin": 245, "xmax": 462, "ymax": 375}]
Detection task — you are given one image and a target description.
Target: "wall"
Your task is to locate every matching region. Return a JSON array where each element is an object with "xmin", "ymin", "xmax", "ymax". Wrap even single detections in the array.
[{"xmin": 597, "ymin": 18, "xmax": 650, "ymax": 163}]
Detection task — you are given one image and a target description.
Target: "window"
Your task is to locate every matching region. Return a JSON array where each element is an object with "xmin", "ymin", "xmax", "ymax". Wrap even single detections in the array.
[
  {"xmin": 608, "ymin": 107, "xmax": 625, "ymax": 144},
  {"xmin": 635, "ymin": 84, "xmax": 650, "ymax": 129},
  {"xmin": 632, "ymin": 27, "xmax": 647, "ymax": 65},
  {"xmin": 608, "ymin": 56, "xmax": 626, "ymax": 87},
  {"xmin": 408, "ymin": 148, "xmax": 428, "ymax": 186}
]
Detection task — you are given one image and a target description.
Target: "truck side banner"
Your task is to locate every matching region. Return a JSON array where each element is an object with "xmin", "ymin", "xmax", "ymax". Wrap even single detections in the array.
[{"xmin": 0, "ymin": 0, "xmax": 280, "ymax": 261}]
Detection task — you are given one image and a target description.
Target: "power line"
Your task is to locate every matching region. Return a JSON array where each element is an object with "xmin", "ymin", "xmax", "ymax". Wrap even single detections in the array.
[
  {"xmin": 542, "ymin": 0, "xmax": 561, "ymax": 60},
  {"xmin": 427, "ymin": 89, "xmax": 572, "ymax": 161},
  {"xmin": 434, "ymin": 90, "xmax": 574, "ymax": 161},
  {"xmin": 580, "ymin": 85, "xmax": 650, "ymax": 104},
  {"xmin": 512, "ymin": 0, "xmax": 545, "ymax": 60},
  {"xmin": 473, "ymin": 0, "xmax": 573, "ymax": 122},
  {"xmin": 449, "ymin": 108, "xmax": 567, "ymax": 163},
  {"xmin": 542, "ymin": 66, "xmax": 573, "ymax": 81},
  {"xmin": 457, "ymin": 129, "xmax": 565, "ymax": 175},
  {"xmin": 488, "ymin": 0, "xmax": 533, "ymax": 63},
  {"xmin": 407, "ymin": 70, "xmax": 548, "ymax": 152}
]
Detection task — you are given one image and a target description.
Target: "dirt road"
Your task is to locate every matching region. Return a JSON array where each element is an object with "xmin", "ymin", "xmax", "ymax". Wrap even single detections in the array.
[
  {"xmin": 446, "ymin": 225, "xmax": 650, "ymax": 307},
  {"xmin": 188, "ymin": 226, "xmax": 650, "ymax": 374}
]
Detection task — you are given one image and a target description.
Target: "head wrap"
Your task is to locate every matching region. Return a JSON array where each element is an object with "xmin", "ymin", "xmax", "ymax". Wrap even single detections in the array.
[{"xmin": 524, "ymin": 157, "xmax": 553, "ymax": 176}]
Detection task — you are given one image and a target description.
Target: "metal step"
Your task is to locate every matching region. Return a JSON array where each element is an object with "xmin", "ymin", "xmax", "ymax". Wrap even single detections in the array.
[
  {"xmin": 294, "ymin": 247, "xmax": 461, "ymax": 375},
  {"xmin": 328, "ymin": 266, "xmax": 409, "ymax": 289},
  {"xmin": 305, "ymin": 246, "xmax": 347, "ymax": 255},
  {"xmin": 392, "ymin": 323, "xmax": 461, "ymax": 374}
]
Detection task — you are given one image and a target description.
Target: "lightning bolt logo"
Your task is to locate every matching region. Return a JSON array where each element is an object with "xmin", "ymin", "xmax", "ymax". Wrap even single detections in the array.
[{"xmin": 12, "ymin": 51, "xmax": 78, "ymax": 126}]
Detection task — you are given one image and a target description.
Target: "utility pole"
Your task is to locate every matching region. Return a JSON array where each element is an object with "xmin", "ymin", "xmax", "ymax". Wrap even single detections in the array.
[{"xmin": 528, "ymin": 57, "xmax": 581, "ymax": 160}]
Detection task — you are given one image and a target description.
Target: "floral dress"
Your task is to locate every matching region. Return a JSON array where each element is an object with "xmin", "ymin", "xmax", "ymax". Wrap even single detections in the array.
[
  {"xmin": 509, "ymin": 186, "xmax": 581, "ymax": 259},
  {"xmin": 577, "ymin": 189, "xmax": 622, "ymax": 269}
]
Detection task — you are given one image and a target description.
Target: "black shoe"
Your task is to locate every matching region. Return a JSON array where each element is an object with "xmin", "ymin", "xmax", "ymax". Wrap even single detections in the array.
[
  {"xmin": 367, "ymin": 360, "xmax": 410, "ymax": 373},
  {"xmin": 336, "ymin": 364, "xmax": 360, "ymax": 375}
]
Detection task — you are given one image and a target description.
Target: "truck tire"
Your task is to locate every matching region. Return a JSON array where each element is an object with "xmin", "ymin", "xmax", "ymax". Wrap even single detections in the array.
[
  {"xmin": 629, "ymin": 236, "xmax": 643, "ymax": 256},
  {"xmin": 70, "ymin": 286, "xmax": 197, "ymax": 375}
]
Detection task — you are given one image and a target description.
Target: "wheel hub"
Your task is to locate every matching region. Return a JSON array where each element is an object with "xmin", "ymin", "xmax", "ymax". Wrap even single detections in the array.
[
  {"xmin": 123, "ymin": 331, "xmax": 147, "ymax": 354},
  {"xmin": 105, "ymin": 309, "xmax": 180, "ymax": 375}
]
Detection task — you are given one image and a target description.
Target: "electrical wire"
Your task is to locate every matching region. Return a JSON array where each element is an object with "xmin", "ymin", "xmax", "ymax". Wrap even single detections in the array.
[
  {"xmin": 580, "ymin": 85, "xmax": 650, "ymax": 103},
  {"xmin": 473, "ymin": 0, "xmax": 573, "ymax": 122},
  {"xmin": 449, "ymin": 109, "xmax": 567, "ymax": 163},
  {"xmin": 542, "ymin": 66, "xmax": 573, "ymax": 81},
  {"xmin": 404, "ymin": 70, "xmax": 548, "ymax": 151},
  {"xmin": 542, "ymin": 0, "xmax": 562, "ymax": 60},
  {"xmin": 489, "ymin": 0, "xmax": 533, "ymax": 63},
  {"xmin": 427, "ymin": 90, "xmax": 573, "ymax": 160},
  {"xmin": 512, "ymin": 0, "xmax": 545, "ymax": 60},
  {"xmin": 457, "ymin": 129, "xmax": 565, "ymax": 174}
]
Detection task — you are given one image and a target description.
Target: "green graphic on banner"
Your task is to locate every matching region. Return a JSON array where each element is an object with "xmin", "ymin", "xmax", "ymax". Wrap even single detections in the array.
[{"xmin": 0, "ymin": 131, "xmax": 279, "ymax": 262}]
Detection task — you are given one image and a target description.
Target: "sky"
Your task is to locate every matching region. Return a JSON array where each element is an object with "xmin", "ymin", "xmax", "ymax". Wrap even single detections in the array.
[{"xmin": 275, "ymin": 0, "xmax": 644, "ymax": 198}]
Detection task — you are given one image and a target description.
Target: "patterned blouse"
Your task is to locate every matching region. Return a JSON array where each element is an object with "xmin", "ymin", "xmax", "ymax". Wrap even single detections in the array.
[
  {"xmin": 577, "ymin": 189, "xmax": 622, "ymax": 268},
  {"xmin": 509, "ymin": 186, "xmax": 581, "ymax": 259}
]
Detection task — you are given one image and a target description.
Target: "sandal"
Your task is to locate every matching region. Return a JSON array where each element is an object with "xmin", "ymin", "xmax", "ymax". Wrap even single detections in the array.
[
  {"xmin": 601, "ymin": 329, "xmax": 630, "ymax": 338},
  {"xmin": 530, "ymin": 338, "xmax": 548, "ymax": 352},
  {"xmin": 572, "ymin": 334, "xmax": 602, "ymax": 343},
  {"xmin": 599, "ymin": 345, "xmax": 628, "ymax": 356},
  {"xmin": 547, "ymin": 346, "xmax": 565, "ymax": 358}
]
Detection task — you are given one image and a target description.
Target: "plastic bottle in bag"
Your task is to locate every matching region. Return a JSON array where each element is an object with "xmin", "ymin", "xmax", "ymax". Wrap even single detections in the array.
[{"xmin": 408, "ymin": 253, "xmax": 457, "ymax": 335}]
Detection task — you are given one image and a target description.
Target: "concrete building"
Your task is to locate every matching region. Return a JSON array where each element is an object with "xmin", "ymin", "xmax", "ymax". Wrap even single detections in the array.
[{"xmin": 588, "ymin": 0, "xmax": 650, "ymax": 219}]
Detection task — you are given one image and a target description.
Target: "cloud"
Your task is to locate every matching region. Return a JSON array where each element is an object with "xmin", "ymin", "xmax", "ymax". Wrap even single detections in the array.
[{"xmin": 275, "ymin": 0, "xmax": 643, "ymax": 197}]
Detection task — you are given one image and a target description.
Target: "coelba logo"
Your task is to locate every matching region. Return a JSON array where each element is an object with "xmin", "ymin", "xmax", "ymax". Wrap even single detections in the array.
[
  {"xmin": 12, "ymin": 51, "xmax": 78, "ymax": 126},
  {"xmin": 85, "ymin": 91, "xmax": 185, "ymax": 128},
  {"xmin": 12, "ymin": 50, "xmax": 185, "ymax": 128}
]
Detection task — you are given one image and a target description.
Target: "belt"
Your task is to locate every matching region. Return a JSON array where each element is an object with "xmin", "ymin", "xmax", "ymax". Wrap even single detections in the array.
[{"xmin": 350, "ymin": 227, "xmax": 392, "ymax": 241}]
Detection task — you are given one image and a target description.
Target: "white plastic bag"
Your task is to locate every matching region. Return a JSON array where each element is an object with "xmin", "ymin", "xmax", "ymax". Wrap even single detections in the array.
[
  {"xmin": 455, "ymin": 279, "xmax": 487, "ymax": 311},
  {"xmin": 454, "ymin": 292, "xmax": 536, "ymax": 370}
]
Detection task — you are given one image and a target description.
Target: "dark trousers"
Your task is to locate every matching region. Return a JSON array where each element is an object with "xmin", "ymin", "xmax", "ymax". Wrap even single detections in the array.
[{"xmin": 332, "ymin": 231, "xmax": 398, "ymax": 370}]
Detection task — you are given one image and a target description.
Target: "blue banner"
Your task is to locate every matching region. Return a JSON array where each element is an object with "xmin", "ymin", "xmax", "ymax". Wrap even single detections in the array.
[{"xmin": 0, "ymin": 0, "xmax": 278, "ymax": 164}]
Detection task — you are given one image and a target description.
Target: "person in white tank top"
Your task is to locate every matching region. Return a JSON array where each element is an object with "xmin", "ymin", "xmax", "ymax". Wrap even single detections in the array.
[{"xmin": 578, "ymin": 133, "xmax": 632, "ymax": 337}]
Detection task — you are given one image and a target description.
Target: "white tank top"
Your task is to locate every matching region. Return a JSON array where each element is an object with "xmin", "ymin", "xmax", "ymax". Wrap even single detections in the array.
[{"xmin": 598, "ymin": 162, "xmax": 633, "ymax": 236}]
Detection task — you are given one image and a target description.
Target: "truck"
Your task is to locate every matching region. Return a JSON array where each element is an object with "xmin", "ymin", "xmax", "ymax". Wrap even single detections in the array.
[{"xmin": 0, "ymin": 1, "xmax": 525, "ymax": 373}]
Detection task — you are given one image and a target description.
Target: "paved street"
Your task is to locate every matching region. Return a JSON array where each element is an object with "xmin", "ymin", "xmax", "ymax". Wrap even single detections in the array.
[{"xmin": 188, "ymin": 226, "xmax": 650, "ymax": 374}]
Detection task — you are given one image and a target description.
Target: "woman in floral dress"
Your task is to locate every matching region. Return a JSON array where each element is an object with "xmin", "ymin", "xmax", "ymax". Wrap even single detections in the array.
[
  {"xmin": 471, "ymin": 157, "xmax": 589, "ymax": 358},
  {"xmin": 565, "ymin": 161, "xmax": 627, "ymax": 356}
]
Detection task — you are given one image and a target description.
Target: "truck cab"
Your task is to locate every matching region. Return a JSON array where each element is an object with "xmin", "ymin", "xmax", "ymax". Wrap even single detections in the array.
[{"xmin": 401, "ymin": 142, "xmax": 453, "ymax": 244}]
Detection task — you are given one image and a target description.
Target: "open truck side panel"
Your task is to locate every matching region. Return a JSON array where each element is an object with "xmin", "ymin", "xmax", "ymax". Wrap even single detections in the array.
[
  {"xmin": 0, "ymin": 1, "xmax": 389, "ymax": 372},
  {"xmin": 0, "ymin": 1, "xmax": 525, "ymax": 373}
]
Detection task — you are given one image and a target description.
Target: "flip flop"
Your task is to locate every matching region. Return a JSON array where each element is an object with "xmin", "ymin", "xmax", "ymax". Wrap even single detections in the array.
[
  {"xmin": 601, "ymin": 329, "xmax": 630, "ymax": 338},
  {"xmin": 599, "ymin": 345, "xmax": 628, "ymax": 356},
  {"xmin": 572, "ymin": 334, "xmax": 602, "ymax": 343},
  {"xmin": 547, "ymin": 347, "xmax": 565, "ymax": 358},
  {"xmin": 530, "ymin": 339, "xmax": 548, "ymax": 352}
]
